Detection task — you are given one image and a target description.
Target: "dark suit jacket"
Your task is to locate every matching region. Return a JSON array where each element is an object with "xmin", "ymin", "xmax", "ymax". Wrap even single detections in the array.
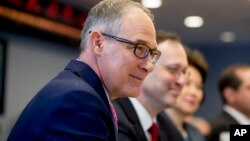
[
  {"xmin": 158, "ymin": 112, "xmax": 205, "ymax": 141},
  {"xmin": 207, "ymin": 110, "xmax": 239, "ymax": 141},
  {"xmin": 8, "ymin": 60, "xmax": 117, "ymax": 141},
  {"xmin": 113, "ymin": 98, "xmax": 168, "ymax": 141}
]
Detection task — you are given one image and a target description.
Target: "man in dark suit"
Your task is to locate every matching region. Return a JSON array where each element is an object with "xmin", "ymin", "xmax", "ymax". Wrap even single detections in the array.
[
  {"xmin": 113, "ymin": 31, "xmax": 188, "ymax": 141},
  {"xmin": 7, "ymin": 0, "xmax": 160, "ymax": 140},
  {"xmin": 207, "ymin": 64, "xmax": 250, "ymax": 141}
]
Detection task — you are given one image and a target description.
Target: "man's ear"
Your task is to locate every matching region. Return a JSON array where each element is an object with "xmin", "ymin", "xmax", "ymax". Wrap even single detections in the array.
[
  {"xmin": 89, "ymin": 31, "xmax": 104, "ymax": 55},
  {"xmin": 223, "ymin": 87, "xmax": 236, "ymax": 104}
]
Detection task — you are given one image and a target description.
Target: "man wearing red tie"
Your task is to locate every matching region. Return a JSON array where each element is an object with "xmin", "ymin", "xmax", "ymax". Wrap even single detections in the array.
[{"xmin": 113, "ymin": 31, "xmax": 188, "ymax": 141}]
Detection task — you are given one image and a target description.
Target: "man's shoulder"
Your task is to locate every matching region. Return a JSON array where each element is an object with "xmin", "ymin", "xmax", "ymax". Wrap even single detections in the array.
[
  {"xmin": 113, "ymin": 98, "xmax": 131, "ymax": 106},
  {"xmin": 112, "ymin": 98, "xmax": 133, "ymax": 115},
  {"xmin": 209, "ymin": 111, "xmax": 238, "ymax": 128},
  {"xmin": 112, "ymin": 98, "xmax": 140, "ymax": 124}
]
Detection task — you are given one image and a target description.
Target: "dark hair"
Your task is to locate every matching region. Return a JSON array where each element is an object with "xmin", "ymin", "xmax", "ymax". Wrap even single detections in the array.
[
  {"xmin": 156, "ymin": 30, "xmax": 181, "ymax": 44},
  {"xmin": 185, "ymin": 47, "xmax": 208, "ymax": 83},
  {"xmin": 218, "ymin": 64, "xmax": 250, "ymax": 103},
  {"xmin": 185, "ymin": 47, "xmax": 209, "ymax": 105}
]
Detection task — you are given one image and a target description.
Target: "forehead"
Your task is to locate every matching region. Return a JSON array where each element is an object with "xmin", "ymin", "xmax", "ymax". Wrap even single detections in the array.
[
  {"xmin": 188, "ymin": 66, "xmax": 202, "ymax": 80},
  {"xmin": 236, "ymin": 68, "xmax": 250, "ymax": 84},
  {"xmin": 118, "ymin": 8, "xmax": 157, "ymax": 49},
  {"xmin": 157, "ymin": 40, "xmax": 188, "ymax": 67}
]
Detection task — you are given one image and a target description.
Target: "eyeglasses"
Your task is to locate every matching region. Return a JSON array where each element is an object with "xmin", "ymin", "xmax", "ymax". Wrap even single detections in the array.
[{"xmin": 101, "ymin": 33, "xmax": 161, "ymax": 64}]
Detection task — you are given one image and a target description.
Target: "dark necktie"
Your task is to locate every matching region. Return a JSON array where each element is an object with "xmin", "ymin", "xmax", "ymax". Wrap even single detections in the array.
[{"xmin": 148, "ymin": 122, "xmax": 159, "ymax": 141}]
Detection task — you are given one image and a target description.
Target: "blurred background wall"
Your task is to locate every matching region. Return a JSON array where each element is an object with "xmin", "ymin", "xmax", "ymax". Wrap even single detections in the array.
[{"xmin": 0, "ymin": 32, "xmax": 78, "ymax": 141}]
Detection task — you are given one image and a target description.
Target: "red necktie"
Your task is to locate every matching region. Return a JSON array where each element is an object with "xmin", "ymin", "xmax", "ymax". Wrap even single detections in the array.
[
  {"xmin": 148, "ymin": 122, "xmax": 159, "ymax": 141},
  {"xmin": 110, "ymin": 103, "xmax": 118, "ymax": 128}
]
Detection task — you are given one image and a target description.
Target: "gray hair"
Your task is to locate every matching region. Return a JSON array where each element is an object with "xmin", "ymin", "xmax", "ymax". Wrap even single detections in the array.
[{"xmin": 80, "ymin": 0, "xmax": 154, "ymax": 50}]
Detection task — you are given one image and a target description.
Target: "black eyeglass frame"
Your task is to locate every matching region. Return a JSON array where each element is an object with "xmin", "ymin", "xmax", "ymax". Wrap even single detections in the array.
[{"xmin": 101, "ymin": 32, "xmax": 161, "ymax": 64}]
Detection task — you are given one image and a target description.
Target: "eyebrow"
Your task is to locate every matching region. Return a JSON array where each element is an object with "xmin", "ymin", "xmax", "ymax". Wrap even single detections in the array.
[{"xmin": 136, "ymin": 39, "xmax": 157, "ymax": 49}]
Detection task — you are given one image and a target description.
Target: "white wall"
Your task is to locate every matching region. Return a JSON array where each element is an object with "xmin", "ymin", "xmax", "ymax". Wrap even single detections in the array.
[{"xmin": 0, "ymin": 32, "xmax": 78, "ymax": 141}]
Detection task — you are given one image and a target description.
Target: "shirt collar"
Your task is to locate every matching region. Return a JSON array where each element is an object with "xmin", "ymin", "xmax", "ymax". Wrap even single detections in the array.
[
  {"xmin": 102, "ymin": 84, "xmax": 111, "ymax": 103},
  {"xmin": 224, "ymin": 105, "xmax": 250, "ymax": 124},
  {"xmin": 129, "ymin": 97, "xmax": 154, "ymax": 132},
  {"xmin": 75, "ymin": 59, "xmax": 111, "ymax": 104}
]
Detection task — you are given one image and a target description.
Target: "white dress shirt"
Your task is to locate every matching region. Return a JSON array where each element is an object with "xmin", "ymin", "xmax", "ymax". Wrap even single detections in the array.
[
  {"xmin": 129, "ymin": 97, "xmax": 154, "ymax": 141},
  {"xmin": 219, "ymin": 105, "xmax": 250, "ymax": 141},
  {"xmin": 224, "ymin": 105, "xmax": 250, "ymax": 124}
]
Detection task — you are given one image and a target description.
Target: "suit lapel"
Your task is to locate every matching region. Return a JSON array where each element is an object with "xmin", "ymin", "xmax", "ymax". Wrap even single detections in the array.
[
  {"xmin": 65, "ymin": 60, "xmax": 117, "ymax": 137},
  {"xmin": 65, "ymin": 60, "xmax": 109, "ymax": 108},
  {"xmin": 157, "ymin": 112, "xmax": 184, "ymax": 141},
  {"xmin": 118, "ymin": 98, "xmax": 148, "ymax": 141},
  {"xmin": 223, "ymin": 111, "xmax": 240, "ymax": 124}
]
